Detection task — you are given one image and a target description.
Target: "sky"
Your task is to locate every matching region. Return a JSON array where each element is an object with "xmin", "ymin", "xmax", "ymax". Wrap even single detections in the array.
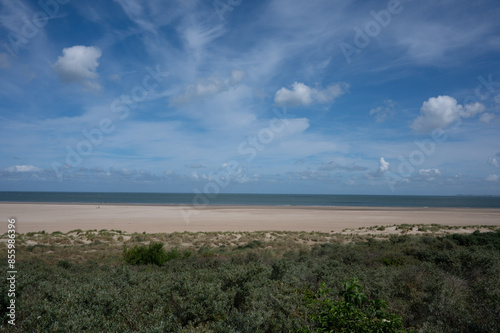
[{"xmin": 1, "ymin": 0, "xmax": 500, "ymax": 195}]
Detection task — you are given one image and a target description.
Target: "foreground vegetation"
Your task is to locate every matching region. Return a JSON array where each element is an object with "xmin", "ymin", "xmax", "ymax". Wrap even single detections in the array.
[{"xmin": 1, "ymin": 227, "xmax": 500, "ymax": 332}]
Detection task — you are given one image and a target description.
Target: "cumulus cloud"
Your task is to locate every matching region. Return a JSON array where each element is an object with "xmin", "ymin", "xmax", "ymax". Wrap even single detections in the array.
[
  {"xmin": 275, "ymin": 82, "xmax": 312, "ymax": 106},
  {"xmin": 6, "ymin": 165, "xmax": 41, "ymax": 172},
  {"xmin": 173, "ymin": 69, "xmax": 246, "ymax": 105},
  {"xmin": 411, "ymin": 95, "xmax": 485, "ymax": 133},
  {"xmin": 53, "ymin": 45, "xmax": 102, "ymax": 90},
  {"xmin": 363, "ymin": 157, "xmax": 390, "ymax": 179},
  {"xmin": 274, "ymin": 82, "xmax": 348, "ymax": 107},
  {"xmin": 379, "ymin": 157, "xmax": 389, "ymax": 173},
  {"xmin": 369, "ymin": 100, "xmax": 396, "ymax": 122},
  {"xmin": 486, "ymin": 174, "xmax": 499, "ymax": 182}
]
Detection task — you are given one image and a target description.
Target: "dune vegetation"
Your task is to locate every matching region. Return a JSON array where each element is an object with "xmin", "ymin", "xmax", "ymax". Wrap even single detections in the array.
[{"xmin": 1, "ymin": 226, "xmax": 499, "ymax": 332}]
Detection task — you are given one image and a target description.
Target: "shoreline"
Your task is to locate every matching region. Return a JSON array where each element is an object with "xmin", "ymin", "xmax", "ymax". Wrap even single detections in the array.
[
  {"xmin": 1, "ymin": 203, "xmax": 500, "ymax": 234},
  {"xmin": 3, "ymin": 201, "xmax": 499, "ymax": 209}
]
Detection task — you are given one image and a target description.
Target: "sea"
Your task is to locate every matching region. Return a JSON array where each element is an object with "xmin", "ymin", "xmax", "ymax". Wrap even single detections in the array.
[{"xmin": 1, "ymin": 192, "xmax": 500, "ymax": 208}]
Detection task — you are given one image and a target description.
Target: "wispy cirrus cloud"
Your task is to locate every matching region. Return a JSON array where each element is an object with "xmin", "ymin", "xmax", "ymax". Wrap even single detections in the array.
[
  {"xmin": 172, "ymin": 69, "xmax": 246, "ymax": 105},
  {"xmin": 1, "ymin": 0, "xmax": 499, "ymax": 194}
]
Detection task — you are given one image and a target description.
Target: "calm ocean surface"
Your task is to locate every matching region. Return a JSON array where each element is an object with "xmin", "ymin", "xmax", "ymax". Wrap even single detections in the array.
[{"xmin": 1, "ymin": 192, "xmax": 500, "ymax": 208}]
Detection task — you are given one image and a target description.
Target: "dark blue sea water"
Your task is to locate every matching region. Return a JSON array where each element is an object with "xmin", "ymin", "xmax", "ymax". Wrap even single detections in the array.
[{"xmin": 1, "ymin": 192, "xmax": 500, "ymax": 208}]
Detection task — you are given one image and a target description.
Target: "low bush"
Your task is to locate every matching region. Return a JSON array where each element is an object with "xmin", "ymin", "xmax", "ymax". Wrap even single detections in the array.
[
  {"xmin": 2, "ymin": 230, "xmax": 500, "ymax": 332},
  {"xmin": 445, "ymin": 229, "xmax": 500, "ymax": 249},
  {"xmin": 237, "ymin": 240, "xmax": 264, "ymax": 250},
  {"xmin": 56, "ymin": 260, "xmax": 72, "ymax": 269},
  {"xmin": 122, "ymin": 242, "xmax": 167, "ymax": 266},
  {"xmin": 301, "ymin": 278, "xmax": 404, "ymax": 332}
]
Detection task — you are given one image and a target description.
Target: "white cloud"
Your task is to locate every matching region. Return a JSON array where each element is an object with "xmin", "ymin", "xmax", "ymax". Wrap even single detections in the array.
[
  {"xmin": 369, "ymin": 99, "xmax": 396, "ymax": 122},
  {"xmin": 363, "ymin": 157, "xmax": 390, "ymax": 180},
  {"xmin": 275, "ymin": 82, "xmax": 312, "ymax": 106},
  {"xmin": 53, "ymin": 45, "xmax": 102, "ymax": 90},
  {"xmin": 488, "ymin": 157, "xmax": 499, "ymax": 168},
  {"xmin": 379, "ymin": 157, "xmax": 389, "ymax": 173},
  {"xmin": 419, "ymin": 168, "xmax": 441, "ymax": 177},
  {"xmin": 172, "ymin": 70, "xmax": 246, "ymax": 105},
  {"xmin": 486, "ymin": 174, "xmax": 499, "ymax": 182},
  {"xmin": 396, "ymin": 23, "xmax": 489, "ymax": 66},
  {"xmin": 114, "ymin": 0, "xmax": 156, "ymax": 33},
  {"xmin": 6, "ymin": 165, "xmax": 41, "ymax": 173},
  {"xmin": 479, "ymin": 113, "xmax": 495, "ymax": 123},
  {"xmin": 185, "ymin": 25, "xmax": 225, "ymax": 49},
  {"xmin": 411, "ymin": 95, "xmax": 485, "ymax": 133},
  {"xmin": 274, "ymin": 82, "xmax": 348, "ymax": 107},
  {"xmin": 461, "ymin": 102, "xmax": 485, "ymax": 117},
  {"xmin": 314, "ymin": 84, "xmax": 347, "ymax": 103}
]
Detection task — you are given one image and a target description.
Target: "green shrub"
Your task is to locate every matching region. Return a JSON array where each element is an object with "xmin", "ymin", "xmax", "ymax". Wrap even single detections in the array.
[
  {"xmin": 445, "ymin": 230, "xmax": 500, "ymax": 249},
  {"xmin": 165, "ymin": 248, "xmax": 180, "ymax": 261},
  {"xmin": 236, "ymin": 240, "xmax": 264, "ymax": 250},
  {"xmin": 302, "ymin": 278, "xmax": 404, "ymax": 332},
  {"xmin": 26, "ymin": 244, "xmax": 49, "ymax": 252},
  {"xmin": 122, "ymin": 242, "xmax": 167, "ymax": 266},
  {"xmin": 56, "ymin": 260, "xmax": 72, "ymax": 269},
  {"xmin": 382, "ymin": 257, "xmax": 406, "ymax": 266},
  {"xmin": 4, "ymin": 230, "xmax": 500, "ymax": 332}
]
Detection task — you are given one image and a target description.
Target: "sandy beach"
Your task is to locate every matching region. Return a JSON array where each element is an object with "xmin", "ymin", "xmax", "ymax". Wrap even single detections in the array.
[{"xmin": 1, "ymin": 203, "xmax": 499, "ymax": 234}]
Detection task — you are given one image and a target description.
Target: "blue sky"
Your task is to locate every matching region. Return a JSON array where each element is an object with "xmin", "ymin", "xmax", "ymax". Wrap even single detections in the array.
[{"xmin": 1, "ymin": 0, "xmax": 500, "ymax": 195}]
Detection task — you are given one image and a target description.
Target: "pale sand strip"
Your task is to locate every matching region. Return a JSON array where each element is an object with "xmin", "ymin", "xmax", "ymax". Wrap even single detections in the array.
[{"xmin": 1, "ymin": 203, "xmax": 499, "ymax": 234}]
